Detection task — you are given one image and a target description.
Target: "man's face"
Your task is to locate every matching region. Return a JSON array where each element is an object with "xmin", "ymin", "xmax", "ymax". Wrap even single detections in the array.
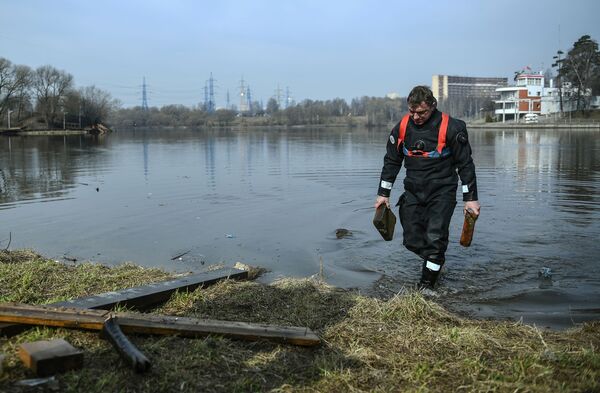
[{"xmin": 408, "ymin": 102, "xmax": 434, "ymax": 125}]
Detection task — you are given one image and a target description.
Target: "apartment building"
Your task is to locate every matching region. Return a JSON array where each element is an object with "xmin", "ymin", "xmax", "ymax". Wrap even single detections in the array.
[{"xmin": 432, "ymin": 75, "xmax": 508, "ymax": 99}]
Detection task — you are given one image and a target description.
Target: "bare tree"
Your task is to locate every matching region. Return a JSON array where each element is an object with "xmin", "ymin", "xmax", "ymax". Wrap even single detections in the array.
[
  {"xmin": 266, "ymin": 97, "xmax": 279, "ymax": 114},
  {"xmin": 0, "ymin": 58, "xmax": 33, "ymax": 123},
  {"xmin": 13, "ymin": 65, "xmax": 34, "ymax": 120},
  {"xmin": 79, "ymin": 85, "xmax": 119, "ymax": 125},
  {"xmin": 33, "ymin": 65, "xmax": 74, "ymax": 127},
  {"xmin": 0, "ymin": 57, "xmax": 14, "ymax": 118}
]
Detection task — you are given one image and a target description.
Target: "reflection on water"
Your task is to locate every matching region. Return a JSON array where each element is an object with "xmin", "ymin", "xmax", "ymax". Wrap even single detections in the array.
[{"xmin": 1, "ymin": 127, "xmax": 599, "ymax": 329}]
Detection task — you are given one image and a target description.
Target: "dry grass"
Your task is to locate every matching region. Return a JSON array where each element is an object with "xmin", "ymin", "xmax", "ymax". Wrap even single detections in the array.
[
  {"xmin": 0, "ymin": 250, "xmax": 599, "ymax": 392},
  {"xmin": 0, "ymin": 249, "xmax": 171, "ymax": 304}
]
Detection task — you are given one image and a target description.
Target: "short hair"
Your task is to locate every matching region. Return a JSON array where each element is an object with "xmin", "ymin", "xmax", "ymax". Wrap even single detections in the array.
[{"xmin": 407, "ymin": 86, "xmax": 437, "ymax": 107}]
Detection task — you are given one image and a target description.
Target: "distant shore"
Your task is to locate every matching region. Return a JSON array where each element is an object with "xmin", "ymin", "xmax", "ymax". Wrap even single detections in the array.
[
  {"xmin": 467, "ymin": 121, "xmax": 600, "ymax": 129},
  {"xmin": 0, "ymin": 123, "xmax": 112, "ymax": 136},
  {"xmin": 0, "ymin": 129, "xmax": 89, "ymax": 136},
  {"xmin": 3, "ymin": 121, "xmax": 600, "ymax": 136}
]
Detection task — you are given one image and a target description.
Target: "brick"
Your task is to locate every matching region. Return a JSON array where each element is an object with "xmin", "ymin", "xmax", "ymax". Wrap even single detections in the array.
[{"xmin": 18, "ymin": 339, "xmax": 83, "ymax": 376}]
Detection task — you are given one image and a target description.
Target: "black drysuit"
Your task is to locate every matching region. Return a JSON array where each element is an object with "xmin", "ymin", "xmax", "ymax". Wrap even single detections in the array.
[{"xmin": 377, "ymin": 109, "xmax": 478, "ymax": 266}]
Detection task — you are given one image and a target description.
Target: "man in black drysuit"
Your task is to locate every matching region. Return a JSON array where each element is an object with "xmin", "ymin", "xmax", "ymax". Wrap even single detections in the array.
[{"xmin": 375, "ymin": 86, "xmax": 480, "ymax": 289}]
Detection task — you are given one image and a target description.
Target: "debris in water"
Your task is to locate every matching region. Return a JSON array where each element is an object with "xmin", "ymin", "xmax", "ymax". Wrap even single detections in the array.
[
  {"xmin": 538, "ymin": 267, "xmax": 553, "ymax": 288},
  {"xmin": 538, "ymin": 267, "xmax": 552, "ymax": 278},
  {"xmin": 335, "ymin": 228, "xmax": 352, "ymax": 239},
  {"xmin": 171, "ymin": 250, "xmax": 191, "ymax": 261},
  {"xmin": 225, "ymin": 234, "xmax": 234, "ymax": 238}
]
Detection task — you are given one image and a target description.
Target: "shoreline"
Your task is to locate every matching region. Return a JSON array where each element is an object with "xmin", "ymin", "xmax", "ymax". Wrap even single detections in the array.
[
  {"xmin": 467, "ymin": 122, "xmax": 600, "ymax": 129},
  {"xmin": 0, "ymin": 249, "xmax": 598, "ymax": 391},
  {"xmin": 3, "ymin": 121, "xmax": 600, "ymax": 135}
]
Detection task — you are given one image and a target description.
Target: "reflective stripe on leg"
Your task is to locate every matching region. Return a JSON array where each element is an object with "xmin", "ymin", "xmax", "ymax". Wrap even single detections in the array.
[{"xmin": 425, "ymin": 260, "xmax": 441, "ymax": 271}]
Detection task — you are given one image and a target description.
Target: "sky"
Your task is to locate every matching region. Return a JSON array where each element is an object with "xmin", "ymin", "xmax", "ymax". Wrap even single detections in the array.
[{"xmin": 2, "ymin": 0, "xmax": 600, "ymax": 108}]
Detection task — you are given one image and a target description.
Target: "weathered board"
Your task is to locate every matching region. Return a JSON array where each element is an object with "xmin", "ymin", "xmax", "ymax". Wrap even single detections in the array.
[
  {"xmin": 19, "ymin": 338, "xmax": 84, "ymax": 376},
  {"xmin": 0, "ymin": 303, "xmax": 321, "ymax": 347},
  {"xmin": 0, "ymin": 267, "xmax": 248, "ymax": 337}
]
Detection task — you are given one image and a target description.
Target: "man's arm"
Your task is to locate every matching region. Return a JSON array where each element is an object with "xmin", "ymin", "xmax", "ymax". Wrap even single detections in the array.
[
  {"xmin": 449, "ymin": 120, "xmax": 480, "ymax": 215},
  {"xmin": 375, "ymin": 124, "xmax": 404, "ymax": 208}
]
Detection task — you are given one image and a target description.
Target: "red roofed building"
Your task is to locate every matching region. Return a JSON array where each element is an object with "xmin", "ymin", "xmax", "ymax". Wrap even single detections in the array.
[{"xmin": 495, "ymin": 71, "xmax": 543, "ymax": 123}]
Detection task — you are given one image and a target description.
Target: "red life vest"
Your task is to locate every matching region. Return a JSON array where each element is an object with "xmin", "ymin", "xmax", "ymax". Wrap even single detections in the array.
[{"xmin": 397, "ymin": 112, "xmax": 450, "ymax": 158}]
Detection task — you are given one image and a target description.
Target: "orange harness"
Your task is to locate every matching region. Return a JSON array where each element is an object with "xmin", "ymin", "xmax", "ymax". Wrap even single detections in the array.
[{"xmin": 397, "ymin": 112, "xmax": 450, "ymax": 157}]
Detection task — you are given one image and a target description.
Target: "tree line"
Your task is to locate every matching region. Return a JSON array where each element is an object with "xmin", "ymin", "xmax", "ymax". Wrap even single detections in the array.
[
  {"xmin": 2, "ymin": 34, "xmax": 599, "ymax": 129},
  {"xmin": 109, "ymin": 96, "xmax": 412, "ymax": 128},
  {"xmin": 109, "ymin": 94, "xmax": 499, "ymax": 128},
  {"xmin": 0, "ymin": 58, "xmax": 119, "ymax": 129}
]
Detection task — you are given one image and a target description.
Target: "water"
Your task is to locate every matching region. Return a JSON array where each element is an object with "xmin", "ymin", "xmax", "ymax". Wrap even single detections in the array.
[{"xmin": 1, "ymin": 127, "xmax": 599, "ymax": 329}]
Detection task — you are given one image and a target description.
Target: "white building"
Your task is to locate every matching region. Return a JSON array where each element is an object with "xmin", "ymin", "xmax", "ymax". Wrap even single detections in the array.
[
  {"xmin": 495, "ymin": 72, "xmax": 544, "ymax": 123},
  {"xmin": 496, "ymin": 70, "xmax": 600, "ymax": 122}
]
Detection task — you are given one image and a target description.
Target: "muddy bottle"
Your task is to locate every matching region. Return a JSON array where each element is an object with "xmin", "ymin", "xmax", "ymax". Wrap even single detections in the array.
[{"xmin": 460, "ymin": 208, "xmax": 478, "ymax": 247}]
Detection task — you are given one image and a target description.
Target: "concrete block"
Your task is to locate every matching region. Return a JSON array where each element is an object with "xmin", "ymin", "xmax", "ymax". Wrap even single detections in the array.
[{"xmin": 18, "ymin": 339, "xmax": 83, "ymax": 376}]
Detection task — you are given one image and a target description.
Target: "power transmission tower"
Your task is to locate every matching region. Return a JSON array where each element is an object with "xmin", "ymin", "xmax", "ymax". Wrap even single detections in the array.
[
  {"xmin": 202, "ymin": 73, "xmax": 217, "ymax": 113},
  {"xmin": 203, "ymin": 84, "xmax": 209, "ymax": 111},
  {"xmin": 246, "ymin": 86, "xmax": 253, "ymax": 113},
  {"xmin": 274, "ymin": 84, "xmax": 283, "ymax": 107},
  {"xmin": 239, "ymin": 76, "xmax": 248, "ymax": 113},
  {"xmin": 207, "ymin": 72, "xmax": 216, "ymax": 112},
  {"xmin": 226, "ymin": 90, "xmax": 231, "ymax": 110},
  {"xmin": 141, "ymin": 76, "xmax": 149, "ymax": 111},
  {"xmin": 285, "ymin": 86, "xmax": 293, "ymax": 109}
]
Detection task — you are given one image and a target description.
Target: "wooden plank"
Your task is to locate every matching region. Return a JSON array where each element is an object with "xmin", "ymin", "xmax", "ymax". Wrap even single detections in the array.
[
  {"xmin": 0, "ymin": 303, "xmax": 321, "ymax": 347},
  {"xmin": 56, "ymin": 267, "xmax": 248, "ymax": 310},
  {"xmin": 19, "ymin": 339, "xmax": 84, "ymax": 376},
  {"xmin": 0, "ymin": 267, "xmax": 248, "ymax": 337}
]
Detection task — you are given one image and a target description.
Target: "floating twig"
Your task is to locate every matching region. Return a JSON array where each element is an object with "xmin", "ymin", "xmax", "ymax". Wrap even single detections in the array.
[
  {"xmin": 3, "ymin": 232, "xmax": 11, "ymax": 251},
  {"xmin": 171, "ymin": 250, "xmax": 191, "ymax": 260}
]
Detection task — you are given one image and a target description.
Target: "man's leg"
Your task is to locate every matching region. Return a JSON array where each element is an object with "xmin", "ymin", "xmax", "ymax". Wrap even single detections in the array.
[
  {"xmin": 419, "ymin": 196, "xmax": 457, "ymax": 289},
  {"xmin": 398, "ymin": 191, "xmax": 428, "ymax": 258}
]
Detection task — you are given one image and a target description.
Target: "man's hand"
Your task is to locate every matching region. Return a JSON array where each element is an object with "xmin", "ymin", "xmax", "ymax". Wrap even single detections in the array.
[
  {"xmin": 464, "ymin": 200, "xmax": 480, "ymax": 216},
  {"xmin": 375, "ymin": 195, "xmax": 390, "ymax": 209}
]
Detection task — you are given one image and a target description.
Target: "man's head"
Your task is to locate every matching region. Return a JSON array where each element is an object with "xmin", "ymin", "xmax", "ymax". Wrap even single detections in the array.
[{"xmin": 407, "ymin": 85, "xmax": 437, "ymax": 125}]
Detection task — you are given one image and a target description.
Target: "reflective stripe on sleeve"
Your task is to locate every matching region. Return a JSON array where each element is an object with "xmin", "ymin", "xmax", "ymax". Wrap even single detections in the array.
[{"xmin": 380, "ymin": 180, "xmax": 393, "ymax": 190}]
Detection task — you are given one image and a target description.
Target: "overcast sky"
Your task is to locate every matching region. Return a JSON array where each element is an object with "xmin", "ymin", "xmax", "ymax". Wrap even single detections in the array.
[{"xmin": 2, "ymin": 0, "xmax": 599, "ymax": 108}]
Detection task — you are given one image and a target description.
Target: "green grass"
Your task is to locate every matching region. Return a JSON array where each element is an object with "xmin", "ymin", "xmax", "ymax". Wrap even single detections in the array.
[{"xmin": 1, "ymin": 249, "xmax": 599, "ymax": 392}]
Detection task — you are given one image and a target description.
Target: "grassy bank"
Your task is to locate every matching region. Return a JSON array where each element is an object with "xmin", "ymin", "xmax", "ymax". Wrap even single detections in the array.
[{"xmin": 1, "ymin": 250, "xmax": 599, "ymax": 392}]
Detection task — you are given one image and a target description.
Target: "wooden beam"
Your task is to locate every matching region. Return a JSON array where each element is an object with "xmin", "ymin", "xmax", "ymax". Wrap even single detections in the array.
[
  {"xmin": 19, "ymin": 339, "xmax": 84, "ymax": 376},
  {"xmin": 56, "ymin": 267, "xmax": 249, "ymax": 310},
  {"xmin": 0, "ymin": 303, "xmax": 321, "ymax": 347},
  {"xmin": 0, "ymin": 267, "xmax": 248, "ymax": 337}
]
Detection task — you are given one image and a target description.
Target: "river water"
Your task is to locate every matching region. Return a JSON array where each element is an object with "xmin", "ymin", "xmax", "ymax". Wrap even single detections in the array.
[{"xmin": 1, "ymin": 127, "xmax": 599, "ymax": 329}]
